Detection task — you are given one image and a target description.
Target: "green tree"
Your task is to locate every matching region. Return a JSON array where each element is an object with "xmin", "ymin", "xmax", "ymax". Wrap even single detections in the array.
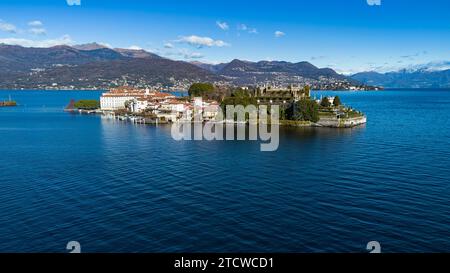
[
  {"xmin": 303, "ymin": 85, "xmax": 311, "ymax": 97},
  {"xmin": 221, "ymin": 88, "xmax": 256, "ymax": 108},
  {"xmin": 288, "ymin": 98, "xmax": 319, "ymax": 122},
  {"xmin": 74, "ymin": 100, "xmax": 100, "ymax": 110},
  {"xmin": 231, "ymin": 88, "xmax": 250, "ymax": 98},
  {"xmin": 279, "ymin": 106, "xmax": 287, "ymax": 120},
  {"xmin": 320, "ymin": 97, "xmax": 331, "ymax": 108},
  {"xmin": 188, "ymin": 83, "xmax": 215, "ymax": 98},
  {"xmin": 220, "ymin": 89, "xmax": 258, "ymax": 121},
  {"xmin": 333, "ymin": 96, "xmax": 342, "ymax": 107},
  {"xmin": 220, "ymin": 96, "xmax": 257, "ymax": 110}
]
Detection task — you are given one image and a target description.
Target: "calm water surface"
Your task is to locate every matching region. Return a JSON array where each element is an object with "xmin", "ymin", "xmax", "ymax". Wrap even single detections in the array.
[{"xmin": 0, "ymin": 90, "xmax": 449, "ymax": 253}]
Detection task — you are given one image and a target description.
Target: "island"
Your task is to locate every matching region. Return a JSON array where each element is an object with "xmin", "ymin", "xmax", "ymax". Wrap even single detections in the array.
[
  {"xmin": 71, "ymin": 83, "xmax": 366, "ymax": 128},
  {"xmin": 65, "ymin": 99, "xmax": 101, "ymax": 113}
]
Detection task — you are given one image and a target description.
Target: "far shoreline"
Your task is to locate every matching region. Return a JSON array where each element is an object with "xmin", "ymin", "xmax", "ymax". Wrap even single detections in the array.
[{"xmin": 2, "ymin": 88, "xmax": 450, "ymax": 92}]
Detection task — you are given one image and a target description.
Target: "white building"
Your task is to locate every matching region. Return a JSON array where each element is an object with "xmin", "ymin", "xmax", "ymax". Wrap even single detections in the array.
[
  {"xmin": 100, "ymin": 87, "xmax": 219, "ymax": 122},
  {"xmin": 159, "ymin": 100, "xmax": 186, "ymax": 113},
  {"xmin": 100, "ymin": 95, "xmax": 135, "ymax": 111},
  {"xmin": 129, "ymin": 99, "xmax": 150, "ymax": 113},
  {"xmin": 100, "ymin": 87, "xmax": 174, "ymax": 112},
  {"xmin": 203, "ymin": 103, "xmax": 220, "ymax": 121}
]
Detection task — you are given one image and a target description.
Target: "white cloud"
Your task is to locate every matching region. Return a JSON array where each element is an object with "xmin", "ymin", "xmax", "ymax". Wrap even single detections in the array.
[
  {"xmin": 128, "ymin": 45, "xmax": 143, "ymax": 50},
  {"xmin": 29, "ymin": 28, "xmax": 47, "ymax": 35},
  {"xmin": 0, "ymin": 20, "xmax": 17, "ymax": 33},
  {"xmin": 310, "ymin": 56, "xmax": 327, "ymax": 61},
  {"xmin": 275, "ymin": 31, "xmax": 285, "ymax": 38},
  {"xmin": 27, "ymin": 21, "xmax": 46, "ymax": 35},
  {"xmin": 238, "ymin": 24, "xmax": 257, "ymax": 34},
  {"xmin": 0, "ymin": 35, "xmax": 73, "ymax": 48},
  {"xmin": 163, "ymin": 48, "xmax": 204, "ymax": 60},
  {"xmin": 184, "ymin": 52, "xmax": 204, "ymax": 59},
  {"xmin": 216, "ymin": 21, "xmax": 229, "ymax": 31},
  {"xmin": 367, "ymin": 0, "xmax": 381, "ymax": 6},
  {"xmin": 238, "ymin": 24, "xmax": 248, "ymax": 31},
  {"xmin": 177, "ymin": 35, "xmax": 230, "ymax": 48},
  {"xmin": 164, "ymin": 42, "xmax": 174, "ymax": 49},
  {"xmin": 28, "ymin": 20, "xmax": 43, "ymax": 27},
  {"xmin": 66, "ymin": 0, "xmax": 81, "ymax": 6}
]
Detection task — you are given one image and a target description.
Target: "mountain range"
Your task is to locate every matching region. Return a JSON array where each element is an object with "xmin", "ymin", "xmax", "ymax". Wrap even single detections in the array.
[
  {"xmin": 351, "ymin": 69, "xmax": 450, "ymax": 89},
  {"xmin": 3, "ymin": 42, "xmax": 446, "ymax": 90},
  {"xmin": 192, "ymin": 59, "xmax": 352, "ymax": 85},
  {"xmin": 0, "ymin": 43, "xmax": 222, "ymax": 89}
]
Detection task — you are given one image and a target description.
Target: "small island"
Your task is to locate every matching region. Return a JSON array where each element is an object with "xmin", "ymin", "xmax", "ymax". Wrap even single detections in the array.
[{"xmin": 65, "ymin": 99, "xmax": 101, "ymax": 113}]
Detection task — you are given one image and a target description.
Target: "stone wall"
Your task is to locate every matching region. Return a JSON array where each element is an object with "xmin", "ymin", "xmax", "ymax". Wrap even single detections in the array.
[{"xmin": 316, "ymin": 116, "xmax": 367, "ymax": 128}]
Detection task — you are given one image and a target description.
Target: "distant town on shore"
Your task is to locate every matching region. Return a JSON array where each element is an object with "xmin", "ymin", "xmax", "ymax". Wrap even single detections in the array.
[
  {"xmin": 2, "ymin": 43, "xmax": 449, "ymax": 91},
  {"xmin": 0, "ymin": 43, "xmax": 383, "ymax": 91}
]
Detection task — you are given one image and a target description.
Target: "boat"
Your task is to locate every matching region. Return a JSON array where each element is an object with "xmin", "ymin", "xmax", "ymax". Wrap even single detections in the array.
[{"xmin": 0, "ymin": 95, "xmax": 17, "ymax": 107}]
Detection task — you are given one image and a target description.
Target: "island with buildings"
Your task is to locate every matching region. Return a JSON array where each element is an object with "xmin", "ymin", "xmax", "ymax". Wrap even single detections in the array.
[{"xmin": 68, "ymin": 84, "xmax": 366, "ymax": 128}]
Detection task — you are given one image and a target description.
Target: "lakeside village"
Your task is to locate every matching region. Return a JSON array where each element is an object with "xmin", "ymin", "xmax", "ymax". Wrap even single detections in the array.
[{"xmin": 65, "ymin": 83, "xmax": 366, "ymax": 128}]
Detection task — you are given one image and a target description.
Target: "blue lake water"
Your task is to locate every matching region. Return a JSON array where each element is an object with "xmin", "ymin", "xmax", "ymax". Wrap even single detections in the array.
[{"xmin": 0, "ymin": 90, "xmax": 449, "ymax": 253}]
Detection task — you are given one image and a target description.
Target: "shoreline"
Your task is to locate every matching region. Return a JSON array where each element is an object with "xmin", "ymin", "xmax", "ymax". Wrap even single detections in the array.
[
  {"xmin": 4, "ymin": 88, "xmax": 450, "ymax": 92},
  {"xmin": 0, "ymin": 88, "xmax": 381, "ymax": 92},
  {"xmin": 82, "ymin": 110, "xmax": 367, "ymax": 128}
]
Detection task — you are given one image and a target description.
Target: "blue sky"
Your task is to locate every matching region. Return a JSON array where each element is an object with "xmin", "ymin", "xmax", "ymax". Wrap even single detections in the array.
[{"xmin": 0, "ymin": 0, "xmax": 449, "ymax": 74}]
